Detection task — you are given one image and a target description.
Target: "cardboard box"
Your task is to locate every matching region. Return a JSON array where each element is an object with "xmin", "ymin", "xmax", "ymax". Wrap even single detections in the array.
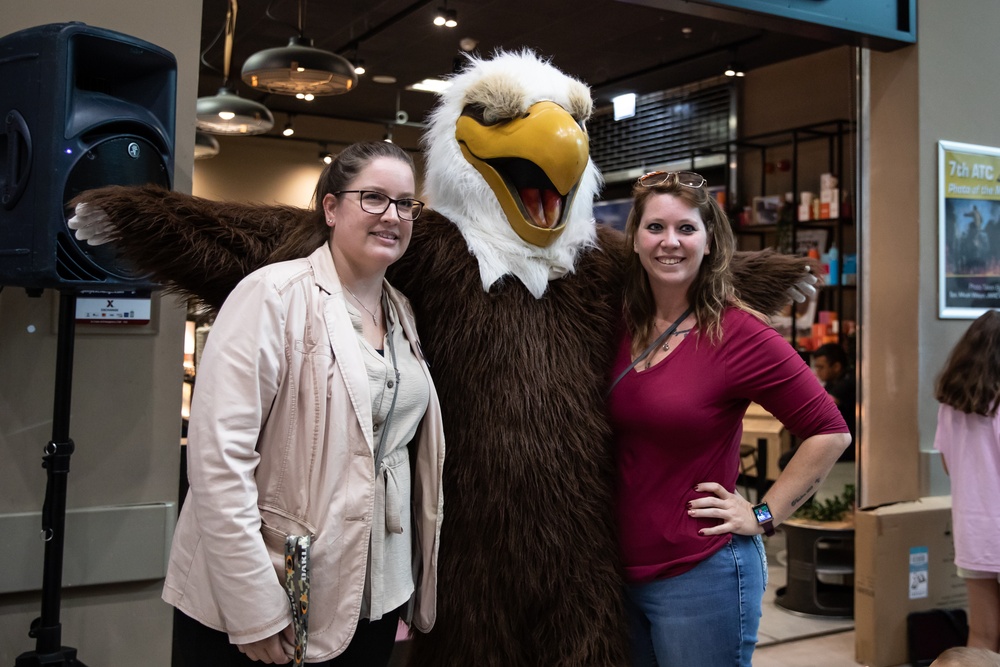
[{"xmin": 855, "ymin": 496, "xmax": 967, "ymax": 667}]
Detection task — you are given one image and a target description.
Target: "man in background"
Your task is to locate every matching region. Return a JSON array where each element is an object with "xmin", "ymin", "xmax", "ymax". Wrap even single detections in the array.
[{"xmin": 779, "ymin": 342, "xmax": 856, "ymax": 469}]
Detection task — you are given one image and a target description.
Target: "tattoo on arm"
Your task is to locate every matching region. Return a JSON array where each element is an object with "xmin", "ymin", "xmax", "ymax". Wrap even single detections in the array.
[{"xmin": 791, "ymin": 479, "xmax": 821, "ymax": 508}]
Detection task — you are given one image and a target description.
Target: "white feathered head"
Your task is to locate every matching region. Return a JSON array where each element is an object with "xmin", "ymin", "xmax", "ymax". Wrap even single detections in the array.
[{"xmin": 421, "ymin": 50, "xmax": 604, "ymax": 298}]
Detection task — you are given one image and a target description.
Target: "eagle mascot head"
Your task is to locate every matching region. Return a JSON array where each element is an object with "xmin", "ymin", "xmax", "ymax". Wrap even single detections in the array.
[{"xmin": 422, "ymin": 49, "xmax": 604, "ymax": 299}]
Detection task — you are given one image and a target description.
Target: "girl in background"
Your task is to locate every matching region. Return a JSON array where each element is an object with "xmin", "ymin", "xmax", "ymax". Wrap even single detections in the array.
[{"xmin": 935, "ymin": 309, "xmax": 1000, "ymax": 652}]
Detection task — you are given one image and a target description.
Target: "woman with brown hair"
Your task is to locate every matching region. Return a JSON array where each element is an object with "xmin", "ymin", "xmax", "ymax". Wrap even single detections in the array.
[
  {"xmin": 165, "ymin": 141, "xmax": 445, "ymax": 666},
  {"xmin": 935, "ymin": 310, "xmax": 1000, "ymax": 652},
  {"xmin": 607, "ymin": 170, "xmax": 851, "ymax": 667}
]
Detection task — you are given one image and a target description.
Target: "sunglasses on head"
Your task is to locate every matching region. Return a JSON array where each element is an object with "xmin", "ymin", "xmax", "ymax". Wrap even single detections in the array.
[{"xmin": 637, "ymin": 171, "xmax": 707, "ymax": 189}]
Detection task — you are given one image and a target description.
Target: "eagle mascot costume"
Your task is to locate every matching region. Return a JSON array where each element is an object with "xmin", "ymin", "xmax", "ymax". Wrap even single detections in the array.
[{"xmin": 72, "ymin": 51, "xmax": 811, "ymax": 666}]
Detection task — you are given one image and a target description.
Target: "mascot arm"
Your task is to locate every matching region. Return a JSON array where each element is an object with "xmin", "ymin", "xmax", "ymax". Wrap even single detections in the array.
[
  {"xmin": 731, "ymin": 249, "xmax": 819, "ymax": 317},
  {"xmin": 69, "ymin": 185, "xmax": 322, "ymax": 311}
]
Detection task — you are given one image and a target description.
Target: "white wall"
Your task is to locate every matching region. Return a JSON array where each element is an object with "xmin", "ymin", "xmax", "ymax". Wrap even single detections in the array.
[{"xmin": 193, "ymin": 116, "xmax": 425, "ymax": 205}]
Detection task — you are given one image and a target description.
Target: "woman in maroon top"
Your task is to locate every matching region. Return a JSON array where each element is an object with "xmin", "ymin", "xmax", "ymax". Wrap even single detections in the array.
[{"xmin": 606, "ymin": 171, "xmax": 851, "ymax": 667}]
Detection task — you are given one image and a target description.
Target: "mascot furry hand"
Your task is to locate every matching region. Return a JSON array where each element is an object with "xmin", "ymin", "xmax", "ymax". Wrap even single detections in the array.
[{"xmin": 72, "ymin": 51, "xmax": 812, "ymax": 666}]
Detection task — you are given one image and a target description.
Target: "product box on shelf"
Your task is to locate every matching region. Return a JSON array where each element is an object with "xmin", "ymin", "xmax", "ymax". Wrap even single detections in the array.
[{"xmin": 854, "ymin": 496, "xmax": 967, "ymax": 667}]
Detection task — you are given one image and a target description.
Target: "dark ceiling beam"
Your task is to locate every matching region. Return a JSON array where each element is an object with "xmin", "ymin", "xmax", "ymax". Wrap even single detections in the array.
[
  {"xmin": 591, "ymin": 34, "xmax": 762, "ymax": 92},
  {"xmin": 324, "ymin": 0, "xmax": 437, "ymax": 54}
]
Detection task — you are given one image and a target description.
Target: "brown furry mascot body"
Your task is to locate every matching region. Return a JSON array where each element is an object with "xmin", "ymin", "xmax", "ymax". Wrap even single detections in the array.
[{"xmin": 73, "ymin": 51, "xmax": 811, "ymax": 666}]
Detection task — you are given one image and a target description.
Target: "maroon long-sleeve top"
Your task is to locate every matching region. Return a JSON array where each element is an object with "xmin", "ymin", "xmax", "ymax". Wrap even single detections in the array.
[{"xmin": 608, "ymin": 307, "xmax": 848, "ymax": 583}]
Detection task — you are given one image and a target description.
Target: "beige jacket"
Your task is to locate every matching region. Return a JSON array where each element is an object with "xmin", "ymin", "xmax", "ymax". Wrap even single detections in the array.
[{"xmin": 163, "ymin": 244, "xmax": 445, "ymax": 660}]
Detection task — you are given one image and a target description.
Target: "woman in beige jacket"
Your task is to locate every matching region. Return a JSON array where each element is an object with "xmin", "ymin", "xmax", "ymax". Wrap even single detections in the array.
[{"xmin": 163, "ymin": 142, "xmax": 445, "ymax": 665}]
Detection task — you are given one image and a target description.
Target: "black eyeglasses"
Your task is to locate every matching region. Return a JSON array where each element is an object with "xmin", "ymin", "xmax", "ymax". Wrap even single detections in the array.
[
  {"xmin": 334, "ymin": 190, "xmax": 425, "ymax": 221},
  {"xmin": 637, "ymin": 171, "xmax": 707, "ymax": 189}
]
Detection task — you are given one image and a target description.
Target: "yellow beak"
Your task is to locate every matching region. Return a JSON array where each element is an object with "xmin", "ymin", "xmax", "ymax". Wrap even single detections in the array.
[{"xmin": 456, "ymin": 101, "xmax": 589, "ymax": 247}]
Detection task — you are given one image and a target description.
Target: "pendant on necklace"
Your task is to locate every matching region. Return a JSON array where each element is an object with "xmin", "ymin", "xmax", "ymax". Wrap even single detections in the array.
[{"xmin": 660, "ymin": 327, "xmax": 693, "ymax": 353}]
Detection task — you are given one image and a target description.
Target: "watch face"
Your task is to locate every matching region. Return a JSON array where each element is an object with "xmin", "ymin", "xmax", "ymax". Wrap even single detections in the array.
[{"xmin": 754, "ymin": 503, "xmax": 773, "ymax": 523}]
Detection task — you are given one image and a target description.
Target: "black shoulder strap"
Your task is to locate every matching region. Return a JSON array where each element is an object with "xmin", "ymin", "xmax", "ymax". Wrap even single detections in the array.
[{"xmin": 605, "ymin": 307, "xmax": 693, "ymax": 399}]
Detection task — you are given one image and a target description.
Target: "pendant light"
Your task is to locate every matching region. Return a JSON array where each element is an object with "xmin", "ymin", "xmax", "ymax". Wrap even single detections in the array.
[
  {"xmin": 194, "ymin": 131, "xmax": 221, "ymax": 159},
  {"xmin": 196, "ymin": 0, "xmax": 274, "ymax": 135},
  {"xmin": 241, "ymin": 0, "xmax": 357, "ymax": 96}
]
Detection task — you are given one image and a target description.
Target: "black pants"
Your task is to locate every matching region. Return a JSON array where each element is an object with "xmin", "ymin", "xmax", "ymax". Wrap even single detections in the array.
[{"xmin": 172, "ymin": 607, "xmax": 402, "ymax": 667}]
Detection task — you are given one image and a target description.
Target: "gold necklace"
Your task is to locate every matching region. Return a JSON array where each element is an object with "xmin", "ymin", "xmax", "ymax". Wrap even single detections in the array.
[{"xmin": 343, "ymin": 284, "xmax": 382, "ymax": 326}]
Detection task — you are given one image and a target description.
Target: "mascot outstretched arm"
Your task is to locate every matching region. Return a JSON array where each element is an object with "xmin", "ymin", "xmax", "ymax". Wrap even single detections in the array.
[{"xmin": 72, "ymin": 51, "xmax": 812, "ymax": 666}]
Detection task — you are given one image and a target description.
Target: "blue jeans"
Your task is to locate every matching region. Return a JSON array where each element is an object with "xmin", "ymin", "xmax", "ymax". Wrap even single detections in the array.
[{"xmin": 624, "ymin": 534, "xmax": 768, "ymax": 667}]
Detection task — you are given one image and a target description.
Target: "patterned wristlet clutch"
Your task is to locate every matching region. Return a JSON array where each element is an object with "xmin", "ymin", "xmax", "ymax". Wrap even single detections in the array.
[{"xmin": 284, "ymin": 535, "xmax": 311, "ymax": 666}]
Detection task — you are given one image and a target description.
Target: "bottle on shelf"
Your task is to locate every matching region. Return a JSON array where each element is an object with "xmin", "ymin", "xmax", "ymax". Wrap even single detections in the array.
[{"xmin": 826, "ymin": 243, "xmax": 839, "ymax": 286}]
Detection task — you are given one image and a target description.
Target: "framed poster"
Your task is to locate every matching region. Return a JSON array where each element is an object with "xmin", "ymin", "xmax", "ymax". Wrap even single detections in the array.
[{"xmin": 938, "ymin": 140, "xmax": 1000, "ymax": 318}]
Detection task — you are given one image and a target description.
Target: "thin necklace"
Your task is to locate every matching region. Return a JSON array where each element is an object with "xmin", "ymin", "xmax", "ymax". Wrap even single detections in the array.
[
  {"xmin": 645, "ymin": 327, "xmax": 693, "ymax": 369},
  {"xmin": 343, "ymin": 284, "xmax": 381, "ymax": 326},
  {"xmin": 661, "ymin": 327, "xmax": 693, "ymax": 352}
]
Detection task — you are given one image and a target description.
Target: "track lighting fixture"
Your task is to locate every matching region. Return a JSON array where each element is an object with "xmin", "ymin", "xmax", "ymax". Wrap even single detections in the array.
[
  {"xmin": 282, "ymin": 115, "xmax": 295, "ymax": 137},
  {"xmin": 319, "ymin": 144, "xmax": 334, "ymax": 164},
  {"xmin": 724, "ymin": 62, "xmax": 745, "ymax": 77},
  {"xmin": 354, "ymin": 58, "xmax": 366, "ymax": 75},
  {"xmin": 434, "ymin": 2, "xmax": 457, "ymax": 27}
]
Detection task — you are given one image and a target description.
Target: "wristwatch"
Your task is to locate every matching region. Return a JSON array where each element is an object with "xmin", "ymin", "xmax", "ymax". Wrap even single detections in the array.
[{"xmin": 752, "ymin": 501, "xmax": 775, "ymax": 536}]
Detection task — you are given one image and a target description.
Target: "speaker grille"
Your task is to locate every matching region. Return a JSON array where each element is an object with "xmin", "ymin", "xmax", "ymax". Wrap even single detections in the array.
[
  {"xmin": 61, "ymin": 134, "xmax": 169, "ymax": 283},
  {"xmin": 56, "ymin": 233, "xmax": 106, "ymax": 281}
]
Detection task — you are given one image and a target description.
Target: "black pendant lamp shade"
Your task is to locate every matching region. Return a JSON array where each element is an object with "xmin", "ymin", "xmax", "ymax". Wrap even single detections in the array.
[
  {"xmin": 196, "ymin": 87, "xmax": 274, "ymax": 134},
  {"xmin": 194, "ymin": 130, "xmax": 221, "ymax": 159},
  {"xmin": 195, "ymin": 0, "xmax": 274, "ymax": 135},
  {"xmin": 242, "ymin": 36, "xmax": 357, "ymax": 96}
]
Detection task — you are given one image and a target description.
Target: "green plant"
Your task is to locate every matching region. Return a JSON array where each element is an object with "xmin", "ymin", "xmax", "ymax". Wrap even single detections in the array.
[{"xmin": 793, "ymin": 483, "xmax": 855, "ymax": 522}]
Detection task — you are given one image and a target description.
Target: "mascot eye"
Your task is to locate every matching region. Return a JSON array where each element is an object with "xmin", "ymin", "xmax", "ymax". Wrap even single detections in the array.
[{"xmin": 461, "ymin": 103, "xmax": 516, "ymax": 127}]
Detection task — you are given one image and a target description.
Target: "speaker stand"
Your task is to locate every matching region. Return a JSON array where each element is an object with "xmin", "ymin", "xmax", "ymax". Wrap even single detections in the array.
[{"xmin": 16, "ymin": 292, "xmax": 87, "ymax": 667}]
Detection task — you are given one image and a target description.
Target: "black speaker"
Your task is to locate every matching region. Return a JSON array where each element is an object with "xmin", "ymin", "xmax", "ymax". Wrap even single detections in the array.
[{"xmin": 0, "ymin": 22, "xmax": 175, "ymax": 293}]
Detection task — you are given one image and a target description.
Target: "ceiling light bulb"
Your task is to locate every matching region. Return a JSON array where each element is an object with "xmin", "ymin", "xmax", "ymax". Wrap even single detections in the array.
[
  {"xmin": 296, "ymin": 93, "xmax": 305, "ymax": 99},
  {"xmin": 354, "ymin": 59, "xmax": 366, "ymax": 75},
  {"xmin": 434, "ymin": 8, "xmax": 446, "ymax": 26},
  {"xmin": 445, "ymin": 10, "xmax": 458, "ymax": 27},
  {"xmin": 282, "ymin": 122, "xmax": 294, "ymax": 137},
  {"xmin": 323, "ymin": 153, "xmax": 333, "ymax": 164},
  {"xmin": 304, "ymin": 93, "xmax": 315, "ymax": 101}
]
